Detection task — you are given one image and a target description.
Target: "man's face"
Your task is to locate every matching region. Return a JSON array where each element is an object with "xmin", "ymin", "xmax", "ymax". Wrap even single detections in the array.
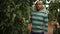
[{"xmin": 35, "ymin": 1, "xmax": 42, "ymax": 10}]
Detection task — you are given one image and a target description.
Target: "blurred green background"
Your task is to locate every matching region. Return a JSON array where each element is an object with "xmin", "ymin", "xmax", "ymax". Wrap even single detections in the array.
[{"xmin": 0, "ymin": 0, "xmax": 60, "ymax": 34}]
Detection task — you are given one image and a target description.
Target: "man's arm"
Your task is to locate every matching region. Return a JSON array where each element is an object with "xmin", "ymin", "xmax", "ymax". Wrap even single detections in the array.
[
  {"xmin": 28, "ymin": 15, "xmax": 32, "ymax": 32},
  {"xmin": 28, "ymin": 23, "xmax": 32, "ymax": 32},
  {"xmin": 44, "ymin": 13, "xmax": 48, "ymax": 34}
]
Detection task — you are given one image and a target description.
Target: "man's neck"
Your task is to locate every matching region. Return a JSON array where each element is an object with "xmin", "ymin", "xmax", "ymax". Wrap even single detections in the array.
[{"xmin": 37, "ymin": 9, "xmax": 41, "ymax": 12}]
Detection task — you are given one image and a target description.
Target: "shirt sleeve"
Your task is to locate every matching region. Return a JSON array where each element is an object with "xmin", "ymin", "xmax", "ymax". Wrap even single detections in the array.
[
  {"xmin": 43, "ymin": 13, "xmax": 48, "ymax": 32},
  {"xmin": 29, "ymin": 14, "xmax": 32, "ymax": 24}
]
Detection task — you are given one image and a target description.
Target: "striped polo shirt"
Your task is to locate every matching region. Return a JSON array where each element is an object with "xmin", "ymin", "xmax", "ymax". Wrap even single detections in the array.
[{"xmin": 30, "ymin": 10, "xmax": 48, "ymax": 33}]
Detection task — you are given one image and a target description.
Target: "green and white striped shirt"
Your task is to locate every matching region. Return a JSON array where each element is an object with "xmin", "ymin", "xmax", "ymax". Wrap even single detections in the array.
[{"xmin": 30, "ymin": 10, "xmax": 48, "ymax": 33}]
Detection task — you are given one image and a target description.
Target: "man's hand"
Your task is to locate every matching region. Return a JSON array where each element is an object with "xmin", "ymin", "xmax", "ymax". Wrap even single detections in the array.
[{"xmin": 28, "ymin": 23, "xmax": 32, "ymax": 32}]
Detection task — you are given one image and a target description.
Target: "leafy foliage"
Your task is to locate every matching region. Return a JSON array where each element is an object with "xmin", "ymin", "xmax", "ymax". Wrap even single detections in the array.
[
  {"xmin": 0, "ymin": 0, "xmax": 34, "ymax": 34},
  {"xmin": 49, "ymin": 1, "xmax": 60, "ymax": 21},
  {"xmin": 0, "ymin": 0, "xmax": 60, "ymax": 34}
]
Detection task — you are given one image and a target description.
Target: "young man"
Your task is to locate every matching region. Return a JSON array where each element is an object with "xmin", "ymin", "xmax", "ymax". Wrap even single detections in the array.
[{"xmin": 29, "ymin": 1, "xmax": 48, "ymax": 34}]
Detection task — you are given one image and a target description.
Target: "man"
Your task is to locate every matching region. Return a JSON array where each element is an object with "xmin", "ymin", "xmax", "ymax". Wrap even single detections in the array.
[{"xmin": 28, "ymin": 1, "xmax": 48, "ymax": 34}]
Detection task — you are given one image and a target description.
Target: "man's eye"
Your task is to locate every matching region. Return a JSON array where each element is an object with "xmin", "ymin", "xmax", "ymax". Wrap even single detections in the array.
[{"xmin": 36, "ymin": 4, "xmax": 41, "ymax": 5}]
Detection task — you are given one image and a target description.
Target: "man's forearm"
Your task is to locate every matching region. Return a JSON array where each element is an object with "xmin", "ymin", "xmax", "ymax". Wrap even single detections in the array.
[{"xmin": 28, "ymin": 23, "xmax": 32, "ymax": 32}]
